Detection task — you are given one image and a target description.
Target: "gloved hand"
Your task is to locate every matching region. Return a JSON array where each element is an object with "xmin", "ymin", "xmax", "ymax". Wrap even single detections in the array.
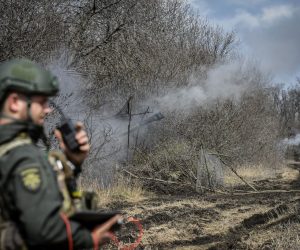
[{"xmin": 91, "ymin": 214, "xmax": 123, "ymax": 250}]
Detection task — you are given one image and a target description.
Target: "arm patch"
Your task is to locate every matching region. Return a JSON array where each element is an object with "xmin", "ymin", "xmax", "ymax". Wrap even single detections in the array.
[{"xmin": 19, "ymin": 167, "xmax": 42, "ymax": 192}]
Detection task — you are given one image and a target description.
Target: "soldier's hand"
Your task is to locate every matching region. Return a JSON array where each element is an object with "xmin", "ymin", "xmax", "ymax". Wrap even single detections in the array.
[
  {"xmin": 54, "ymin": 122, "xmax": 90, "ymax": 166},
  {"xmin": 91, "ymin": 214, "xmax": 123, "ymax": 248}
]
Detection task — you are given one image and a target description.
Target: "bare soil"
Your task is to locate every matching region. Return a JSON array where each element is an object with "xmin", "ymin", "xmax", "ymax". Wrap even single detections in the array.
[{"xmin": 104, "ymin": 168, "xmax": 300, "ymax": 249}]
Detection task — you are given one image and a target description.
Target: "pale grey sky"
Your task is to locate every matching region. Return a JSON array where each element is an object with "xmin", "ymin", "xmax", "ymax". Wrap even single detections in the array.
[{"xmin": 189, "ymin": 0, "xmax": 300, "ymax": 84}]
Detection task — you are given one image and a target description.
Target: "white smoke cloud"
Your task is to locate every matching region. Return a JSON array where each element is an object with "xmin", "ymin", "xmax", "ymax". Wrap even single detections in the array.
[
  {"xmin": 43, "ymin": 54, "xmax": 264, "ymax": 183},
  {"xmin": 46, "ymin": 54, "xmax": 86, "ymax": 120},
  {"xmin": 44, "ymin": 53, "xmax": 145, "ymax": 183},
  {"xmin": 281, "ymin": 134, "xmax": 300, "ymax": 146},
  {"xmin": 153, "ymin": 61, "xmax": 253, "ymax": 113}
]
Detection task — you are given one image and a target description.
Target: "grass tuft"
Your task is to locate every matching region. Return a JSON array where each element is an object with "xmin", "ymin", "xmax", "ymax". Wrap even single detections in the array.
[{"xmin": 80, "ymin": 175, "xmax": 146, "ymax": 207}]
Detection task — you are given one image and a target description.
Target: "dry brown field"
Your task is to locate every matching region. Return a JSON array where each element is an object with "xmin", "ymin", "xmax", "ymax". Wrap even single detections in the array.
[{"xmin": 96, "ymin": 165, "xmax": 300, "ymax": 249}]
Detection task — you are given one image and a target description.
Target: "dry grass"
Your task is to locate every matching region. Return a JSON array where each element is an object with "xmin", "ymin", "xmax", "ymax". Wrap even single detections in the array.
[
  {"xmin": 80, "ymin": 176, "xmax": 146, "ymax": 207},
  {"xmin": 77, "ymin": 165, "xmax": 300, "ymax": 250},
  {"xmin": 123, "ymin": 199, "xmax": 218, "ymax": 246},
  {"xmin": 243, "ymin": 221, "xmax": 300, "ymax": 250},
  {"xmin": 203, "ymin": 205, "xmax": 271, "ymax": 236},
  {"xmin": 271, "ymin": 222, "xmax": 300, "ymax": 250},
  {"xmin": 223, "ymin": 164, "xmax": 286, "ymax": 187},
  {"xmin": 279, "ymin": 166, "xmax": 299, "ymax": 181},
  {"xmin": 240, "ymin": 201, "xmax": 300, "ymax": 250}
]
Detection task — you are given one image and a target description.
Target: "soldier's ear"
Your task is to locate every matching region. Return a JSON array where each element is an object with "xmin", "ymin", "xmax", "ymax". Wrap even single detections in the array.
[{"xmin": 6, "ymin": 92, "xmax": 26, "ymax": 113}]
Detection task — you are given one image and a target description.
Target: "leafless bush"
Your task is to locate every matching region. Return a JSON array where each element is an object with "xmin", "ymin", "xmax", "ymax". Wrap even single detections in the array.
[
  {"xmin": 0, "ymin": 0, "xmax": 289, "ymax": 191},
  {"xmin": 0, "ymin": 0, "xmax": 70, "ymax": 61},
  {"xmin": 273, "ymin": 80, "xmax": 300, "ymax": 136},
  {"xmin": 129, "ymin": 139, "xmax": 224, "ymax": 193},
  {"xmin": 72, "ymin": 0, "xmax": 236, "ymax": 110},
  {"xmin": 145, "ymin": 69, "xmax": 280, "ymax": 164}
]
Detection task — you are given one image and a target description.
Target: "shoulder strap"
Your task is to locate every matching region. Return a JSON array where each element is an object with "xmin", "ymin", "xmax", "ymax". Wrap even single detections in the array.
[
  {"xmin": 0, "ymin": 134, "xmax": 32, "ymax": 218},
  {"xmin": 48, "ymin": 151, "xmax": 76, "ymax": 216},
  {"xmin": 0, "ymin": 134, "xmax": 32, "ymax": 158}
]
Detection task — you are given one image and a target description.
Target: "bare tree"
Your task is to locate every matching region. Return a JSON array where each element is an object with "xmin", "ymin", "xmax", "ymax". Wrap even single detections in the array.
[{"xmin": 0, "ymin": 0, "xmax": 71, "ymax": 61}]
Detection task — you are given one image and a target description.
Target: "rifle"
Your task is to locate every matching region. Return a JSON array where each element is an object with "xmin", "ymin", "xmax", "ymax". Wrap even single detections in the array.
[
  {"xmin": 70, "ymin": 211, "xmax": 123, "ymax": 231},
  {"xmin": 70, "ymin": 211, "xmax": 143, "ymax": 249}
]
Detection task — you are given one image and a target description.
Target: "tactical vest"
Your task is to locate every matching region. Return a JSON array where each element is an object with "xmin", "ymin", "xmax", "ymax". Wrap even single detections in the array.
[
  {"xmin": 48, "ymin": 150, "xmax": 86, "ymax": 215},
  {"xmin": 0, "ymin": 134, "xmax": 94, "ymax": 250}
]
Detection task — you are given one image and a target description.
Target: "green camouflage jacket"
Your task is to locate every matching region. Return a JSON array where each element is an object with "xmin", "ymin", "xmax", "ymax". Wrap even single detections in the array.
[{"xmin": 0, "ymin": 121, "xmax": 93, "ymax": 250}]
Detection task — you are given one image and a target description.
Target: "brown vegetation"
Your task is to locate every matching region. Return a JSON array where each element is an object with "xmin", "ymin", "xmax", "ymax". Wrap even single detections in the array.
[
  {"xmin": 100, "ymin": 166, "xmax": 300, "ymax": 249},
  {"xmin": 1, "ymin": 1, "xmax": 300, "ymax": 249}
]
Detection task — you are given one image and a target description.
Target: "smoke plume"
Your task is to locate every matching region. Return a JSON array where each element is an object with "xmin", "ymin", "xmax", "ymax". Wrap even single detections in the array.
[
  {"xmin": 44, "ymin": 54, "xmax": 261, "ymax": 184},
  {"xmin": 281, "ymin": 134, "xmax": 300, "ymax": 146},
  {"xmin": 153, "ymin": 61, "xmax": 254, "ymax": 113}
]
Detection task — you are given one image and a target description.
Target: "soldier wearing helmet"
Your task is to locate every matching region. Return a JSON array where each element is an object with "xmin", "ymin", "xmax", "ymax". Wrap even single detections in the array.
[{"xmin": 0, "ymin": 59, "xmax": 121, "ymax": 249}]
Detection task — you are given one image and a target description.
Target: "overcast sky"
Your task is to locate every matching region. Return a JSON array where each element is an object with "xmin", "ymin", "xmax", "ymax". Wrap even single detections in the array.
[{"xmin": 189, "ymin": 0, "xmax": 300, "ymax": 84}]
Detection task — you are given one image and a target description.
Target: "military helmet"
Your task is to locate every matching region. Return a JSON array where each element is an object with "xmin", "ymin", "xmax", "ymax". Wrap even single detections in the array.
[{"xmin": 0, "ymin": 58, "xmax": 59, "ymax": 101}]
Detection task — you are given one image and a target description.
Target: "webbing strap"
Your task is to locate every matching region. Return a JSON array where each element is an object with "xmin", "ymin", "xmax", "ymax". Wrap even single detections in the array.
[
  {"xmin": 0, "ymin": 137, "xmax": 31, "ymax": 157},
  {"xmin": 60, "ymin": 213, "xmax": 74, "ymax": 250}
]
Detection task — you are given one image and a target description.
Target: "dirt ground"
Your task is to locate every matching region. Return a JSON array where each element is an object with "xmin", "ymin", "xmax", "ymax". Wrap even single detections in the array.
[{"xmin": 104, "ymin": 167, "xmax": 300, "ymax": 249}]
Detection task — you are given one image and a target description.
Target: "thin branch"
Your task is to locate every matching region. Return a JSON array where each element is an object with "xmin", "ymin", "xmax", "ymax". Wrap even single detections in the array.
[
  {"xmin": 217, "ymin": 155, "xmax": 258, "ymax": 192},
  {"xmin": 230, "ymin": 190, "xmax": 300, "ymax": 195},
  {"xmin": 122, "ymin": 169, "xmax": 228, "ymax": 194},
  {"xmin": 83, "ymin": 22, "xmax": 125, "ymax": 57},
  {"xmin": 92, "ymin": 0, "xmax": 124, "ymax": 15}
]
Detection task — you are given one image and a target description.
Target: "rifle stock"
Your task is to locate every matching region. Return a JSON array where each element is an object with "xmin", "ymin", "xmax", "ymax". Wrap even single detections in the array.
[{"xmin": 70, "ymin": 211, "xmax": 123, "ymax": 231}]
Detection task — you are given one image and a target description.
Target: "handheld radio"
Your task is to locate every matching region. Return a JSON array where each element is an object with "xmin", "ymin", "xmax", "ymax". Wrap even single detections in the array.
[{"xmin": 50, "ymin": 101, "xmax": 81, "ymax": 152}]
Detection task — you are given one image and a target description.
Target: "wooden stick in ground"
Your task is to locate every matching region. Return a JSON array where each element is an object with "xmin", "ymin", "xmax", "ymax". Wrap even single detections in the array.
[
  {"xmin": 231, "ymin": 189, "xmax": 300, "ymax": 195},
  {"xmin": 218, "ymin": 158, "xmax": 258, "ymax": 192}
]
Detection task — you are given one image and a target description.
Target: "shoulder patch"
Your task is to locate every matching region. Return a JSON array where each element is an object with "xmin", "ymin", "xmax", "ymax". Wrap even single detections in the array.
[{"xmin": 20, "ymin": 167, "xmax": 42, "ymax": 192}]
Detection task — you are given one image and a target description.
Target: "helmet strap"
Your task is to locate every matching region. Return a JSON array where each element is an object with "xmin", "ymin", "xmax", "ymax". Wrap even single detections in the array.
[
  {"xmin": 25, "ymin": 96, "xmax": 33, "ymax": 123},
  {"xmin": 25, "ymin": 96, "xmax": 49, "ymax": 148}
]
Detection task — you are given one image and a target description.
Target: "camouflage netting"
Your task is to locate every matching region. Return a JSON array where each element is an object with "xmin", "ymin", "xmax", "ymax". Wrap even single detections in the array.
[
  {"xmin": 196, "ymin": 151, "xmax": 224, "ymax": 192},
  {"xmin": 129, "ymin": 141, "xmax": 225, "ymax": 194}
]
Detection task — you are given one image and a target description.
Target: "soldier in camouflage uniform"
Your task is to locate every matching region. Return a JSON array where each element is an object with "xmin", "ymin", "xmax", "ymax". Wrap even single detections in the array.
[{"xmin": 0, "ymin": 58, "xmax": 121, "ymax": 250}]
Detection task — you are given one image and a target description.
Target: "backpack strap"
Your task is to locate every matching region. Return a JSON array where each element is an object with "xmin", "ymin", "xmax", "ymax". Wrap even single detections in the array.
[
  {"xmin": 0, "ymin": 133, "xmax": 32, "ymax": 158},
  {"xmin": 48, "ymin": 151, "xmax": 77, "ymax": 216}
]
